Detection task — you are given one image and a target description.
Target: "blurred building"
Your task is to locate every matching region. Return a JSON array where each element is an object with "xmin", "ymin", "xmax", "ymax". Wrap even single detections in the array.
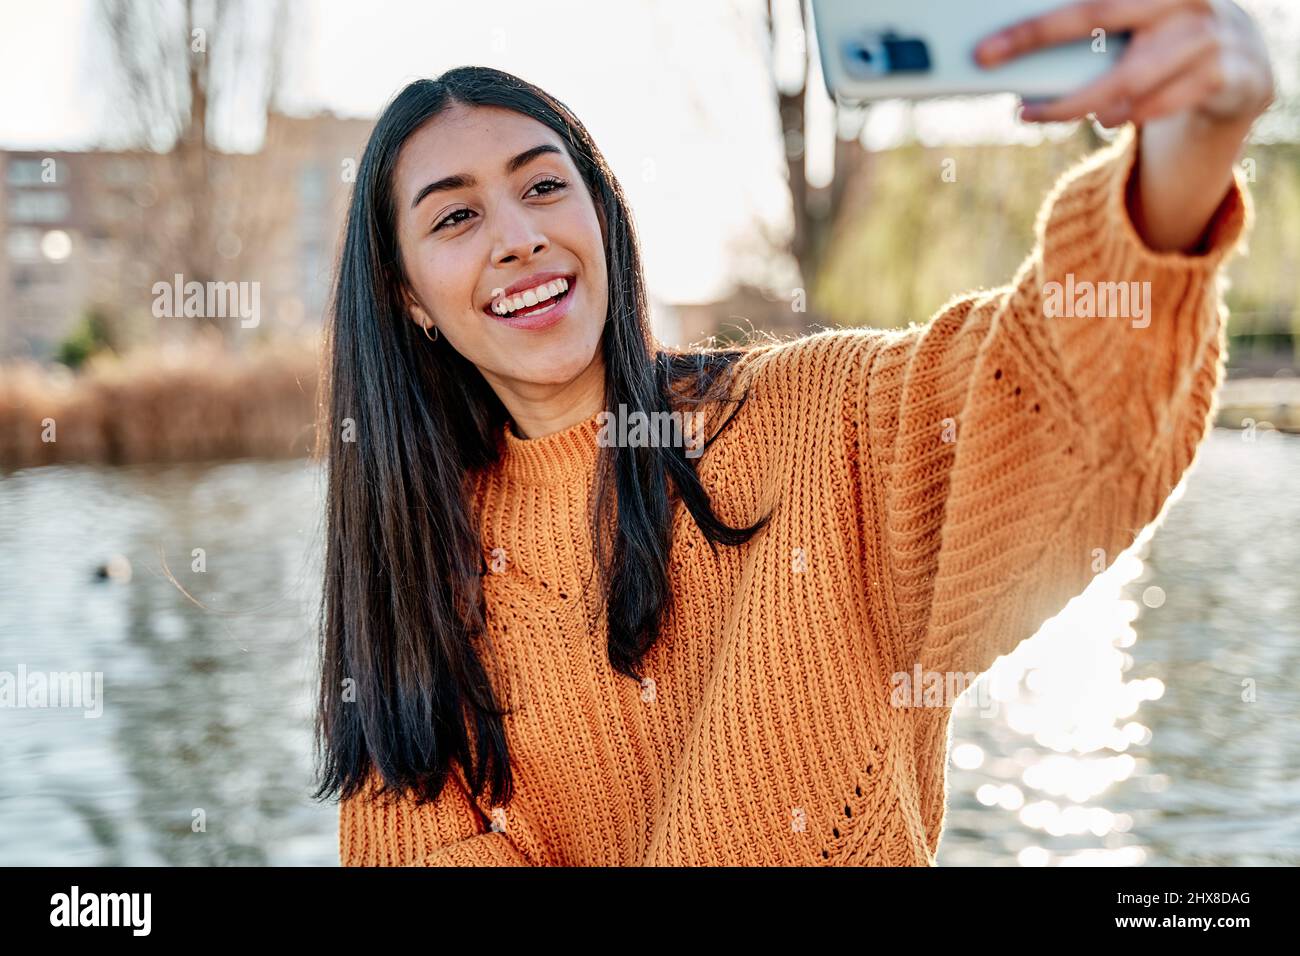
[
  {"xmin": 0, "ymin": 112, "xmax": 372, "ymax": 360},
  {"xmin": 0, "ymin": 148, "xmax": 112, "ymax": 358},
  {"xmin": 666, "ymin": 283, "xmax": 818, "ymax": 347},
  {"xmin": 0, "ymin": 111, "xmax": 827, "ymax": 361}
]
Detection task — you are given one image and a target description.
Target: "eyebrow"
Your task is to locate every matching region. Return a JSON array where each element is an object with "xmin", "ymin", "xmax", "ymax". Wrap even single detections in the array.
[{"xmin": 410, "ymin": 143, "xmax": 563, "ymax": 210}]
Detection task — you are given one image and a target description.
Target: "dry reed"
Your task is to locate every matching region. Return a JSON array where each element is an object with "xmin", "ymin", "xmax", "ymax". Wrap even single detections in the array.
[{"xmin": 0, "ymin": 338, "xmax": 321, "ymax": 470}]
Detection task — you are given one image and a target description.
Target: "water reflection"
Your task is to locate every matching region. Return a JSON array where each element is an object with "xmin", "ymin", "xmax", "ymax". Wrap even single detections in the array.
[
  {"xmin": 0, "ymin": 460, "xmax": 330, "ymax": 865},
  {"xmin": 940, "ymin": 430, "xmax": 1300, "ymax": 866},
  {"xmin": 1, "ymin": 430, "xmax": 1297, "ymax": 865}
]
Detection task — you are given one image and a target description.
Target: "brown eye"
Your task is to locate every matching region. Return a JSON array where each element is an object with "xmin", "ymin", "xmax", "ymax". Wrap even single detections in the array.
[
  {"xmin": 433, "ymin": 208, "xmax": 474, "ymax": 232},
  {"xmin": 529, "ymin": 176, "xmax": 566, "ymax": 196}
]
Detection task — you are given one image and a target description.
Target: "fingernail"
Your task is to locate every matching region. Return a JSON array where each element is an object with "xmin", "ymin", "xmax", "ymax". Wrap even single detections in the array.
[{"xmin": 977, "ymin": 35, "xmax": 1010, "ymax": 64}]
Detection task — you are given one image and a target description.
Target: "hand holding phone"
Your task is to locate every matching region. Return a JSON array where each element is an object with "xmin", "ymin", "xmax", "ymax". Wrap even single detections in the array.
[
  {"xmin": 813, "ymin": 0, "xmax": 1273, "ymax": 132},
  {"xmin": 973, "ymin": 0, "xmax": 1275, "ymax": 129},
  {"xmin": 812, "ymin": 0, "xmax": 1128, "ymax": 103}
]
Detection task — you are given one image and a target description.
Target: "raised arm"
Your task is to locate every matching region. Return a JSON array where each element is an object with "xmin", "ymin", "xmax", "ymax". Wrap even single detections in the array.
[
  {"xmin": 841, "ymin": 0, "xmax": 1273, "ymax": 682},
  {"xmin": 339, "ymin": 768, "xmax": 532, "ymax": 866},
  {"xmin": 854, "ymin": 121, "xmax": 1251, "ymax": 683}
]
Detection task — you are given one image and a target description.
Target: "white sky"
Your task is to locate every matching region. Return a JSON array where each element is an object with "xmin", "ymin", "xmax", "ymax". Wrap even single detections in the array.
[{"xmin": 1, "ymin": 0, "xmax": 1295, "ymax": 302}]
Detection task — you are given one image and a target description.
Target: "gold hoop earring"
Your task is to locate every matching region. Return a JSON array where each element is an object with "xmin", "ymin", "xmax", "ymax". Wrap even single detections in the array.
[{"xmin": 423, "ymin": 323, "xmax": 439, "ymax": 343}]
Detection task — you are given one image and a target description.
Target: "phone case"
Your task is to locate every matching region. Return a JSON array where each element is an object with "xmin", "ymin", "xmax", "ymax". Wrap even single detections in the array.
[{"xmin": 811, "ymin": 0, "xmax": 1129, "ymax": 103}]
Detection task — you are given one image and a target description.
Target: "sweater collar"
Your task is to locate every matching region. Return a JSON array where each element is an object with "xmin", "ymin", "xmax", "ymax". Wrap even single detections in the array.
[{"xmin": 496, "ymin": 410, "xmax": 604, "ymax": 486}]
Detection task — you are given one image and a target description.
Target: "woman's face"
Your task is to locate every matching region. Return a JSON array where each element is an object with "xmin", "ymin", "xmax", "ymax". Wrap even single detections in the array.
[{"xmin": 392, "ymin": 103, "xmax": 609, "ymax": 394}]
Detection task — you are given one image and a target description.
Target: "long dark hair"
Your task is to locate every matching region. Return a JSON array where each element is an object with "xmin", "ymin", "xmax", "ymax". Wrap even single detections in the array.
[{"xmin": 313, "ymin": 66, "xmax": 771, "ymax": 811}]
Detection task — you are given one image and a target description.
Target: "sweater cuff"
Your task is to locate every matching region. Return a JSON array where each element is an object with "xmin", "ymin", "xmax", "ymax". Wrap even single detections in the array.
[
  {"xmin": 1028, "ymin": 121, "xmax": 1254, "ymax": 467},
  {"xmin": 1037, "ymin": 122, "xmax": 1252, "ymax": 291}
]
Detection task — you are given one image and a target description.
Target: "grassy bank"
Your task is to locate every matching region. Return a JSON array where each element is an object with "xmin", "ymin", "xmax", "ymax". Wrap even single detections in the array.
[
  {"xmin": 1, "ymin": 338, "xmax": 1292, "ymax": 472},
  {"xmin": 0, "ymin": 339, "xmax": 321, "ymax": 470},
  {"xmin": 1216, "ymin": 376, "xmax": 1300, "ymax": 433}
]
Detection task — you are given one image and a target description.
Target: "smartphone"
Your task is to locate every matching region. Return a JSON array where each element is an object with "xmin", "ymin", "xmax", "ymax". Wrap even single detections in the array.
[{"xmin": 811, "ymin": 0, "xmax": 1129, "ymax": 104}]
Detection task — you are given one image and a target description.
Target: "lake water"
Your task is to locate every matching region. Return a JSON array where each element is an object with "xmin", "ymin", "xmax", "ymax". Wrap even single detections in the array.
[{"xmin": 1, "ymin": 429, "xmax": 1297, "ymax": 866}]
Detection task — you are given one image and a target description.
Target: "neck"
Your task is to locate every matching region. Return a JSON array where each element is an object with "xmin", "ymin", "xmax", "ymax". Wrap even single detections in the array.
[{"xmin": 488, "ymin": 348, "xmax": 606, "ymax": 440}]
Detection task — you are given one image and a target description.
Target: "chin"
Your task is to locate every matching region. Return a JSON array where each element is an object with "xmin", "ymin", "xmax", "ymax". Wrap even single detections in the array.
[
  {"xmin": 515, "ymin": 330, "xmax": 602, "ymax": 382},
  {"xmin": 516, "ymin": 357, "xmax": 593, "ymax": 387}
]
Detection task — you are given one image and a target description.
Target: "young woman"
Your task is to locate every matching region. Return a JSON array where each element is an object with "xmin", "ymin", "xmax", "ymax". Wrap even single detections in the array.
[{"xmin": 317, "ymin": 0, "xmax": 1273, "ymax": 865}]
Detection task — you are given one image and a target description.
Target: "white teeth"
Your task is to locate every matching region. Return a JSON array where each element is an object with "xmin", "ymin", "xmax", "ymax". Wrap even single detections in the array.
[{"xmin": 492, "ymin": 277, "xmax": 570, "ymax": 315}]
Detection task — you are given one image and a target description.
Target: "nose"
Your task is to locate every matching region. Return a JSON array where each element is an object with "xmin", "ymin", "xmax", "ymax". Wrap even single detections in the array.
[{"xmin": 491, "ymin": 205, "xmax": 549, "ymax": 265}]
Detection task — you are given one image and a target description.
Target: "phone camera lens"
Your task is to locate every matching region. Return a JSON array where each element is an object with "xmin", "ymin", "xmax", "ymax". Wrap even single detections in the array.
[{"xmin": 882, "ymin": 35, "xmax": 931, "ymax": 73}]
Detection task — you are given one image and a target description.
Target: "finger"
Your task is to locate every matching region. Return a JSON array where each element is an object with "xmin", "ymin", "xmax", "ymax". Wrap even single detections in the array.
[
  {"xmin": 1020, "ymin": 13, "xmax": 1216, "ymax": 122},
  {"xmin": 1091, "ymin": 102, "xmax": 1132, "ymax": 128},
  {"xmin": 975, "ymin": 0, "xmax": 1208, "ymax": 66},
  {"xmin": 1127, "ymin": 60, "xmax": 1226, "ymax": 123}
]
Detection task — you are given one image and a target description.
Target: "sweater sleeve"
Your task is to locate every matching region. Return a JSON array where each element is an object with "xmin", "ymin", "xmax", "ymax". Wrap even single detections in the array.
[
  {"xmin": 338, "ymin": 768, "xmax": 532, "ymax": 866},
  {"xmin": 850, "ymin": 122, "xmax": 1251, "ymax": 682}
]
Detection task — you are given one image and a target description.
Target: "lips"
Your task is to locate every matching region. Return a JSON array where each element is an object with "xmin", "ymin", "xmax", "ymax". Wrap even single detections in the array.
[
  {"xmin": 481, "ymin": 271, "xmax": 575, "ymax": 317},
  {"xmin": 486, "ymin": 276, "xmax": 577, "ymax": 331}
]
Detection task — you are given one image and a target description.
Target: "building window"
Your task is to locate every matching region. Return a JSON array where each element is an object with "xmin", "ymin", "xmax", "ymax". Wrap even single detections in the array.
[
  {"xmin": 6, "ymin": 229, "xmax": 42, "ymax": 261},
  {"xmin": 6, "ymin": 158, "xmax": 60, "ymax": 186},
  {"xmin": 102, "ymin": 157, "xmax": 140, "ymax": 186},
  {"xmin": 97, "ymin": 193, "xmax": 137, "ymax": 222},
  {"xmin": 8, "ymin": 191, "xmax": 71, "ymax": 223}
]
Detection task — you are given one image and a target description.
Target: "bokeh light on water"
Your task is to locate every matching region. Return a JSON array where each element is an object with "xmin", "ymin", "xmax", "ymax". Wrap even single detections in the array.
[{"xmin": 940, "ymin": 429, "xmax": 1300, "ymax": 866}]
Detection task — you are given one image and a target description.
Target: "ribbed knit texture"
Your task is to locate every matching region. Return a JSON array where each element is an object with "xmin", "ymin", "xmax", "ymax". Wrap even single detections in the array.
[{"xmin": 339, "ymin": 124, "xmax": 1251, "ymax": 866}]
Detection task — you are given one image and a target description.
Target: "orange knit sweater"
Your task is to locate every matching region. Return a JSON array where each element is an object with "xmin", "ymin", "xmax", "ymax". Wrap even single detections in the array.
[{"xmin": 338, "ymin": 124, "xmax": 1250, "ymax": 866}]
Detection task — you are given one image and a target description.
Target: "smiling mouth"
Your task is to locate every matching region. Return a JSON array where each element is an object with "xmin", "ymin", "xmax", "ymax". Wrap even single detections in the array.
[{"xmin": 484, "ymin": 276, "xmax": 574, "ymax": 318}]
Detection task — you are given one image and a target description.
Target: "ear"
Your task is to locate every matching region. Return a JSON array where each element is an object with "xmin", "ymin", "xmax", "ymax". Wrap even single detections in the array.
[{"xmin": 401, "ymin": 284, "xmax": 434, "ymax": 333}]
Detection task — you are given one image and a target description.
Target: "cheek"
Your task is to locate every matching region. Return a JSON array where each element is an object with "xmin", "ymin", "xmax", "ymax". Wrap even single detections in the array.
[
  {"xmin": 578, "ymin": 206, "xmax": 605, "ymax": 257},
  {"xmin": 565, "ymin": 206, "xmax": 608, "ymax": 288},
  {"xmin": 410, "ymin": 248, "xmax": 478, "ymax": 320}
]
